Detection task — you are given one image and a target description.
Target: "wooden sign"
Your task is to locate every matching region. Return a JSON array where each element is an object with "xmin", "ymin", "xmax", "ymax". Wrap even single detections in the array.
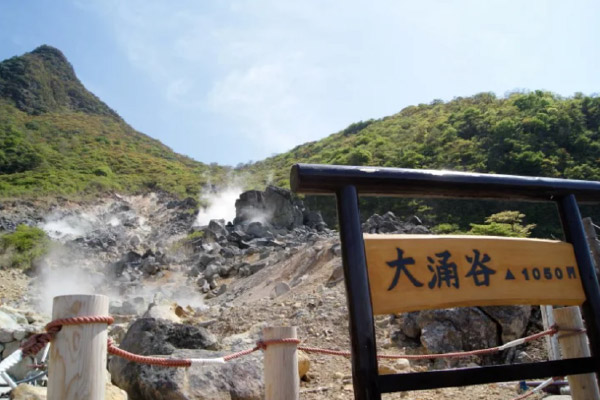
[{"xmin": 365, "ymin": 234, "xmax": 586, "ymax": 315}]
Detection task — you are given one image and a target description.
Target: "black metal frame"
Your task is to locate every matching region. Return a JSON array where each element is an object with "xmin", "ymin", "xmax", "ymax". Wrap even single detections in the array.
[{"xmin": 291, "ymin": 163, "xmax": 600, "ymax": 400}]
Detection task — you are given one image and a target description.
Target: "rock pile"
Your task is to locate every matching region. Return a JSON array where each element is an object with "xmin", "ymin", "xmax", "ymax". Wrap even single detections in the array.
[
  {"xmin": 0, "ymin": 306, "xmax": 45, "ymax": 382},
  {"xmin": 362, "ymin": 211, "xmax": 429, "ymax": 234},
  {"xmin": 177, "ymin": 186, "xmax": 333, "ymax": 299}
]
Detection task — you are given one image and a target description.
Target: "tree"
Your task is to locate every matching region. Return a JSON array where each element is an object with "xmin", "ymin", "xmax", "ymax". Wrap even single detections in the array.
[{"xmin": 467, "ymin": 211, "xmax": 535, "ymax": 237}]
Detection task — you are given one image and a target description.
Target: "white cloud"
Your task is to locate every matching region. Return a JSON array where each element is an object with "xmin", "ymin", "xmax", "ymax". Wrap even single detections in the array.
[
  {"xmin": 70, "ymin": 0, "xmax": 600, "ymax": 163},
  {"xmin": 207, "ymin": 57, "xmax": 328, "ymax": 150}
]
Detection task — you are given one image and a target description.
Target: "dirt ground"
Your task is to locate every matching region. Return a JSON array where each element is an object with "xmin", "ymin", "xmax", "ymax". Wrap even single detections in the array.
[
  {"xmin": 206, "ymin": 239, "xmax": 552, "ymax": 400},
  {"xmin": 0, "ymin": 268, "xmax": 30, "ymax": 307}
]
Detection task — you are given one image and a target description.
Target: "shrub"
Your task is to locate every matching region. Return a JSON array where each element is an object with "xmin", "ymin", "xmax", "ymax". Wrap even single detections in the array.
[
  {"xmin": 467, "ymin": 211, "xmax": 535, "ymax": 238},
  {"xmin": 0, "ymin": 225, "xmax": 50, "ymax": 269}
]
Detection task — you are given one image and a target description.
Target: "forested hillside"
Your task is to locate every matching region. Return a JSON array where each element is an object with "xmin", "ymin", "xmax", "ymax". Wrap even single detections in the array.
[
  {"xmin": 242, "ymin": 91, "xmax": 600, "ymax": 236},
  {"xmin": 0, "ymin": 46, "xmax": 228, "ymax": 198}
]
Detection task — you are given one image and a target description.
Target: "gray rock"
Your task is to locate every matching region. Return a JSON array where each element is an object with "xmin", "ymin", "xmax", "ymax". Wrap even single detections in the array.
[
  {"xmin": 110, "ymin": 297, "xmax": 147, "ymax": 315},
  {"xmin": 326, "ymin": 263, "xmax": 344, "ymax": 287},
  {"xmin": 303, "ymin": 210, "xmax": 327, "ymax": 231},
  {"xmin": 218, "ymin": 263, "xmax": 233, "ymax": 277},
  {"xmin": 245, "ymin": 221, "xmax": 274, "ymax": 238},
  {"xmin": 208, "ymin": 219, "xmax": 228, "ymax": 238},
  {"xmin": 0, "ymin": 330, "xmax": 13, "ymax": 343},
  {"xmin": 110, "ymin": 319, "xmax": 259, "ymax": 400},
  {"xmin": 0, "ymin": 307, "xmax": 29, "ymax": 343},
  {"xmin": 235, "ymin": 186, "xmax": 304, "ymax": 230},
  {"xmin": 396, "ymin": 312, "xmax": 420, "ymax": 339},
  {"xmin": 198, "ymin": 254, "xmax": 219, "ymax": 268},
  {"xmin": 129, "ymin": 234, "xmax": 142, "ymax": 247},
  {"xmin": 12, "ymin": 330, "xmax": 27, "ymax": 341},
  {"xmin": 141, "ymin": 256, "xmax": 159, "ymax": 275},
  {"xmin": 249, "ymin": 262, "xmax": 267, "ymax": 275},
  {"xmin": 273, "ymin": 282, "xmax": 291, "ymax": 297},
  {"xmin": 410, "ymin": 225, "xmax": 430, "ymax": 234},
  {"xmin": 362, "ymin": 212, "xmax": 431, "ymax": 235},
  {"xmin": 109, "ymin": 318, "xmax": 218, "ymax": 358},
  {"xmin": 215, "ymin": 284, "xmax": 227, "ymax": 297},
  {"xmin": 0, "ymin": 307, "xmax": 28, "ymax": 328},
  {"xmin": 480, "ymin": 305, "xmax": 531, "ymax": 343},
  {"xmin": 220, "ymin": 247, "xmax": 237, "ymax": 258},
  {"xmin": 201, "ymin": 280, "xmax": 211, "ymax": 293},
  {"xmin": 330, "ymin": 243, "xmax": 342, "ymax": 257},
  {"xmin": 111, "ymin": 349, "xmax": 262, "ymax": 400},
  {"xmin": 204, "ymin": 263, "xmax": 221, "ymax": 280},
  {"xmin": 414, "ymin": 307, "xmax": 498, "ymax": 367},
  {"xmin": 209, "ymin": 277, "xmax": 218, "ymax": 290}
]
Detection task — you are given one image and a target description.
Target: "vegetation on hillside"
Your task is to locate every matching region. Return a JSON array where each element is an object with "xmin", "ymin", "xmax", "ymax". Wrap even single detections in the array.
[
  {"xmin": 242, "ymin": 91, "xmax": 600, "ymax": 237},
  {"xmin": 434, "ymin": 211, "xmax": 535, "ymax": 238},
  {"xmin": 0, "ymin": 46, "xmax": 230, "ymax": 199},
  {"xmin": 0, "ymin": 224, "xmax": 50, "ymax": 270},
  {"xmin": 0, "ymin": 45, "xmax": 117, "ymax": 116}
]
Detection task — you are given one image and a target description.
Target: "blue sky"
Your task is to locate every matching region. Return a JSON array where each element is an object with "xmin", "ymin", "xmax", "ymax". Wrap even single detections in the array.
[{"xmin": 1, "ymin": 0, "xmax": 599, "ymax": 165}]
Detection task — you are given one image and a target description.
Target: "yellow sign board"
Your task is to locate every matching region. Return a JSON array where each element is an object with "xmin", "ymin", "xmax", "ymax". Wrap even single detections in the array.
[{"xmin": 364, "ymin": 234, "xmax": 586, "ymax": 315}]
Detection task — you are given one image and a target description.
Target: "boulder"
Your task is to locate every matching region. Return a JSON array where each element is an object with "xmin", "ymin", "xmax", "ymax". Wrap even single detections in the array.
[
  {"xmin": 303, "ymin": 210, "xmax": 327, "ymax": 231},
  {"xmin": 235, "ymin": 186, "xmax": 304, "ymax": 230},
  {"xmin": 112, "ymin": 349, "xmax": 262, "ymax": 400},
  {"xmin": 245, "ymin": 222, "xmax": 274, "ymax": 239},
  {"xmin": 110, "ymin": 318, "xmax": 218, "ymax": 362},
  {"xmin": 110, "ymin": 318, "xmax": 260, "ymax": 400},
  {"xmin": 417, "ymin": 308, "xmax": 498, "ymax": 353},
  {"xmin": 208, "ymin": 219, "xmax": 228, "ymax": 239}
]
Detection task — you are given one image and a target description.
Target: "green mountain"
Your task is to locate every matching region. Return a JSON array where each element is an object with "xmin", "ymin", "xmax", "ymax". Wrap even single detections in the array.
[
  {"xmin": 242, "ymin": 91, "xmax": 600, "ymax": 236},
  {"xmin": 0, "ymin": 45, "xmax": 228, "ymax": 198}
]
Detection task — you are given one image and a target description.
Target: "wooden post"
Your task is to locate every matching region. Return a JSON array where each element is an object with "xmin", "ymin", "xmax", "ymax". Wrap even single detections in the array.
[
  {"xmin": 540, "ymin": 305, "xmax": 560, "ymax": 360},
  {"xmin": 553, "ymin": 306, "xmax": 600, "ymax": 400},
  {"xmin": 263, "ymin": 326, "xmax": 299, "ymax": 400},
  {"xmin": 47, "ymin": 295, "xmax": 109, "ymax": 400}
]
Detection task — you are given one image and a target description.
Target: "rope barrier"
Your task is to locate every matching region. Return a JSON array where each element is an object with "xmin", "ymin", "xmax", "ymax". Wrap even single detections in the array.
[
  {"xmin": 16, "ymin": 315, "xmax": 585, "ymax": 367},
  {"xmin": 4, "ymin": 315, "xmax": 590, "ymax": 399},
  {"xmin": 298, "ymin": 326, "xmax": 568, "ymax": 360},
  {"xmin": 19, "ymin": 316, "xmax": 114, "ymax": 357}
]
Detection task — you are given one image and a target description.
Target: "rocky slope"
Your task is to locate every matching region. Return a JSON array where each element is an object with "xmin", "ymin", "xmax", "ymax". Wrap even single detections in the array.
[{"xmin": 0, "ymin": 188, "xmax": 546, "ymax": 399}]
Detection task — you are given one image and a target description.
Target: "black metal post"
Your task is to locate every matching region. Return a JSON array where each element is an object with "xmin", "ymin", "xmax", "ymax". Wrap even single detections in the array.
[
  {"xmin": 557, "ymin": 194, "xmax": 600, "ymax": 379},
  {"xmin": 336, "ymin": 185, "xmax": 380, "ymax": 400}
]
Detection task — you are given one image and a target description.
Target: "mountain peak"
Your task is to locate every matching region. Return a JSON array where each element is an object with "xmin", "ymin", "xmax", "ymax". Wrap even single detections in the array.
[
  {"xmin": 0, "ymin": 45, "xmax": 118, "ymax": 117},
  {"xmin": 30, "ymin": 45, "xmax": 72, "ymax": 67}
]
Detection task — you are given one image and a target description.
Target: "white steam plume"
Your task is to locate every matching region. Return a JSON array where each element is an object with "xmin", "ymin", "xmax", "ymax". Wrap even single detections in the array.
[
  {"xmin": 195, "ymin": 187, "xmax": 242, "ymax": 226},
  {"xmin": 41, "ymin": 213, "xmax": 97, "ymax": 240},
  {"xmin": 34, "ymin": 244, "xmax": 105, "ymax": 314}
]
